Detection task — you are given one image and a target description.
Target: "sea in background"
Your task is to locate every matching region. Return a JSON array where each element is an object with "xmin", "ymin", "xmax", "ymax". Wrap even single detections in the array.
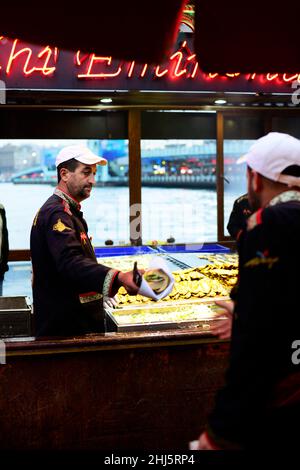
[
  {"xmin": 0, "ymin": 182, "xmax": 246, "ymax": 299},
  {"xmin": 0, "ymin": 183, "xmax": 245, "ymax": 249}
]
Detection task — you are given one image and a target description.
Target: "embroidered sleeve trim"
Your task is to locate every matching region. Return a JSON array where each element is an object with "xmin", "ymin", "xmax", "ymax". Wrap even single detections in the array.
[
  {"xmin": 103, "ymin": 269, "xmax": 119, "ymax": 298},
  {"xmin": 79, "ymin": 291, "xmax": 103, "ymax": 304}
]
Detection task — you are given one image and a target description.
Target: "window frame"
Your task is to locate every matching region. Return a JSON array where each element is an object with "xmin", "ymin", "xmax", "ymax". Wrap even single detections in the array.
[{"xmin": 5, "ymin": 106, "xmax": 300, "ymax": 261}]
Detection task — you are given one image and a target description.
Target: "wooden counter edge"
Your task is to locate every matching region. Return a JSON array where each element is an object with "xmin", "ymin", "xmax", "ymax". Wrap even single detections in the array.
[{"xmin": 4, "ymin": 329, "xmax": 229, "ymax": 357}]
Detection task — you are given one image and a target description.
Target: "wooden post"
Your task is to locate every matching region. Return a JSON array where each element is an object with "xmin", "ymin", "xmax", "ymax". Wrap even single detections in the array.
[
  {"xmin": 128, "ymin": 109, "xmax": 142, "ymax": 245},
  {"xmin": 216, "ymin": 111, "xmax": 224, "ymax": 241}
]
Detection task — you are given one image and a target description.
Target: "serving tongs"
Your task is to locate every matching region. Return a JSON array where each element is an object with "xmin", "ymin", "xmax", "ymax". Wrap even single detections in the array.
[{"xmin": 133, "ymin": 261, "xmax": 143, "ymax": 288}]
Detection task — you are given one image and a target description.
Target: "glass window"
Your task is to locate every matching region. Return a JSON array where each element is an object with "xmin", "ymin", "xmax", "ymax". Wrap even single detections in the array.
[
  {"xmin": 141, "ymin": 111, "xmax": 217, "ymax": 244},
  {"xmin": 223, "ymin": 140, "xmax": 252, "ymax": 236},
  {"xmin": 141, "ymin": 139, "xmax": 217, "ymax": 243},
  {"xmin": 0, "ymin": 139, "xmax": 129, "ymax": 249},
  {"xmin": 223, "ymin": 115, "xmax": 265, "ymax": 237}
]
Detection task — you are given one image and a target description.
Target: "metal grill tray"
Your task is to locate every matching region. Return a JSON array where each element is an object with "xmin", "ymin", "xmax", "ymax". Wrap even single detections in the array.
[
  {"xmin": 158, "ymin": 254, "xmax": 191, "ymax": 271},
  {"xmin": 105, "ymin": 297, "xmax": 228, "ymax": 333},
  {"xmin": 164, "ymin": 252, "xmax": 211, "ymax": 269},
  {"xmin": 162, "ymin": 252, "xmax": 238, "ymax": 269}
]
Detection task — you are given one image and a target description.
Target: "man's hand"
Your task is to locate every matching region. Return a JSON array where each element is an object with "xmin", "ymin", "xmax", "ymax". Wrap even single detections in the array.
[
  {"xmin": 189, "ymin": 432, "xmax": 218, "ymax": 450},
  {"xmin": 210, "ymin": 300, "xmax": 234, "ymax": 340},
  {"xmin": 103, "ymin": 296, "xmax": 118, "ymax": 309},
  {"xmin": 118, "ymin": 270, "xmax": 144, "ymax": 295}
]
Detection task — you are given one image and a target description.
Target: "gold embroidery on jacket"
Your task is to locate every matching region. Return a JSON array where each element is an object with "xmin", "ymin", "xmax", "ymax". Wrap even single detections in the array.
[
  {"xmin": 53, "ymin": 219, "xmax": 72, "ymax": 232},
  {"xmin": 33, "ymin": 209, "xmax": 40, "ymax": 226},
  {"xmin": 244, "ymin": 257, "xmax": 279, "ymax": 269}
]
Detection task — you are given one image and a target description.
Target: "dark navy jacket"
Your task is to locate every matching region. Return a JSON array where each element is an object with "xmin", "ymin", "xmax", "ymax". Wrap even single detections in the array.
[
  {"xmin": 208, "ymin": 191, "xmax": 300, "ymax": 449},
  {"xmin": 30, "ymin": 190, "xmax": 119, "ymax": 337},
  {"xmin": 227, "ymin": 193, "xmax": 253, "ymax": 239},
  {"xmin": 0, "ymin": 204, "xmax": 9, "ymax": 279}
]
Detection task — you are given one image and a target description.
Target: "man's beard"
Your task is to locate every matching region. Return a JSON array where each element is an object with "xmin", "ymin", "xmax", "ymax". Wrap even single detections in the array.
[
  {"xmin": 66, "ymin": 183, "xmax": 92, "ymax": 201},
  {"xmin": 248, "ymin": 186, "xmax": 261, "ymax": 212},
  {"xmin": 78, "ymin": 185, "xmax": 92, "ymax": 200}
]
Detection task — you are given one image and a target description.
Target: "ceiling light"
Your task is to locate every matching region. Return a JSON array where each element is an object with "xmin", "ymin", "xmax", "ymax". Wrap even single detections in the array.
[
  {"xmin": 214, "ymin": 99, "xmax": 227, "ymax": 105},
  {"xmin": 100, "ymin": 98, "xmax": 113, "ymax": 104}
]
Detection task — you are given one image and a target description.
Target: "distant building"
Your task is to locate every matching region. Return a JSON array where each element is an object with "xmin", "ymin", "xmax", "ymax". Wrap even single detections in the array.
[
  {"xmin": 14, "ymin": 145, "xmax": 40, "ymax": 171},
  {"xmin": 0, "ymin": 144, "xmax": 16, "ymax": 175}
]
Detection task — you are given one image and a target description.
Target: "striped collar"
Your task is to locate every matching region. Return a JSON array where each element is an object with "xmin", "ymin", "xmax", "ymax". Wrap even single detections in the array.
[
  {"xmin": 268, "ymin": 190, "xmax": 300, "ymax": 207},
  {"xmin": 54, "ymin": 188, "xmax": 81, "ymax": 211},
  {"xmin": 247, "ymin": 190, "xmax": 300, "ymax": 232}
]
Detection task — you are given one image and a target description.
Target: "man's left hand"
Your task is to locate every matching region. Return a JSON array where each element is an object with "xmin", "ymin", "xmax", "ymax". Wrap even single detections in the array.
[
  {"xmin": 210, "ymin": 300, "xmax": 234, "ymax": 339},
  {"xmin": 103, "ymin": 296, "xmax": 118, "ymax": 309},
  {"xmin": 190, "ymin": 432, "xmax": 217, "ymax": 450}
]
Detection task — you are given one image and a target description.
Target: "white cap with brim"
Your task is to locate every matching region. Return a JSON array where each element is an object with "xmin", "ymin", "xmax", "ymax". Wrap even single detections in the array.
[
  {"xmin": 55, "ymin": 145, "xmax": 107, "ymax": 168},
  {"xmin": 237, "ymin": 132, "xmax": 300, "ymax": 187}
]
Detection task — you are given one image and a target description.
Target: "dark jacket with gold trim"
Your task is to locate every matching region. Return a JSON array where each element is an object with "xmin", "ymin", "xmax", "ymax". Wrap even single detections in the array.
[
  {"xmin": 208, "ymin": 193, "xmax": 300, "ymax": 448},
  {"xmin": 30, "ymin": 191, "xmax": 119, "ymax": 337},
  {"xmin": 227, "ymin": 193, "xmax": 253, "ymax": 239},
  {"xmin": 0, "ymin": 204, "xmax": 9, "ymax": 279}
]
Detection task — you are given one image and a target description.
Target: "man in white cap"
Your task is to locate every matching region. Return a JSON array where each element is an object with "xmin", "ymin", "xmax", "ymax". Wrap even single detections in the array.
[
  {"xmin": 193, "ymin": 132, "xmax": 300, "ymax": 450},
  {"xmin": 30, "ymin": 145, "xmax": 140, "ymax": 337}
]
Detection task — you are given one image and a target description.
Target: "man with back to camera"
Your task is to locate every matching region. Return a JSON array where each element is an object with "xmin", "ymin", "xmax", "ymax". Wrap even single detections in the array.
[
  {"xmin": 0, "ymin": 203, "xmax": 9, "ymax": 296},
  {"xmin": 192, "ymin": 132, "xmax": 300, "ymax": 450},
  {"xmin": 30, "ymin": 145, "xmax": 140, "ymax": 338},
  {"xmin": 227, "ymin": 193, "xmax": 253, "ymax": 240}
]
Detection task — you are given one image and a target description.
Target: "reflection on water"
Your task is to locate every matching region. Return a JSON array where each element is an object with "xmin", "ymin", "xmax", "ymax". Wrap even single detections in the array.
[
  {"xmin": 3, "ymin": 261, "xmax": 32, "ymax": 298},
  {"xmin": 0, "ymin": 183, "xmax": 244, "ymax": 248}
]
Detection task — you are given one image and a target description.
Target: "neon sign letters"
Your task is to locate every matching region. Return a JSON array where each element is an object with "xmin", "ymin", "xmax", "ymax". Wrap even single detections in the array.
[{"xmin": 0, "ymin": 36, "xmax": 299, "ymax": 85}]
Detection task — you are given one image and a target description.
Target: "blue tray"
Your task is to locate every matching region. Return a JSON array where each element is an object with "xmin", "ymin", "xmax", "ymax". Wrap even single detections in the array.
[
  {"xmin": 94, "ymin": 245, "xmax": 157, "ymax": 258},
  {"xmin": 156, "ymin": 243, "xmax": 230, "ymax": 254}
]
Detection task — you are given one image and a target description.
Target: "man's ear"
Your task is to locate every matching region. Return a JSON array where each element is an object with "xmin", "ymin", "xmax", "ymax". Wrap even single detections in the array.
[
  {"xmin": 252, "ymin": 171, "xmax": 263, "ymax": 192},
  {"xmin": 60, "ymin": 168, "xmax": 69, "ymax": 182}
]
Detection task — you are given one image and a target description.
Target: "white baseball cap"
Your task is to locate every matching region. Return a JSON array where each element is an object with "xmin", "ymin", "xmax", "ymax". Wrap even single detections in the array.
[
  {"xmin": 237, "ymin": 132, "xmax": 300, "ymax": 187},
  {"xmin": 55, "ymin": 145, "xmax": 107, "ymax": 168}
]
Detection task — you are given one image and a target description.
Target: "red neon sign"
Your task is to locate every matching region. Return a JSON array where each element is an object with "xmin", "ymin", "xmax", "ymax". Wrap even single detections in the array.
[
  {"xmin": 0, "ymin": 36, "xmax": 299, "ymax": 86},
  {"xmin": 77, "ymin": 52, "xmax": 122, "ymax": 78},
  {"xmin": 140, "ymin": 64, "xmax": 148, "ymax": 78},
  {"xmin": 127, "ymin": 61, "xmax": 135, "ymax": 78},
  {"xmin": 169, "ymin": 51, "xmax": 187, "ymax": 77},
  {"xmin": 155, "ymin": 64, "xmax": 168, "ymax": 78},
  {"xmin": 5, "ymin": 39, "xmax": 58, "ymax": 76}
]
